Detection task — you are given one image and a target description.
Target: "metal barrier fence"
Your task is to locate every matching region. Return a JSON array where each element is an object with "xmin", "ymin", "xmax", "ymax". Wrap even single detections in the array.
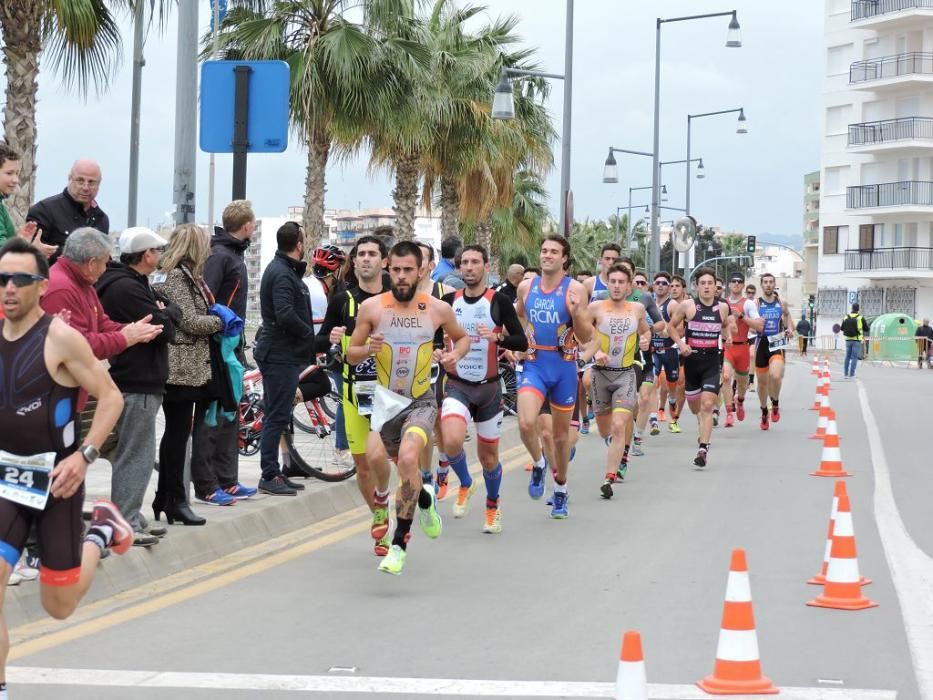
[{"xmin": 806, "ymin": 334, "xmax": 932, "ymax": 367}]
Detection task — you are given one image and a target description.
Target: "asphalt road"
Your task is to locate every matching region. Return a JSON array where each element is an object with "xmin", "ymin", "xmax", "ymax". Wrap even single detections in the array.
[{"xmin": 6, "ymin": 359, "xmax": 927, "ymax": 699}]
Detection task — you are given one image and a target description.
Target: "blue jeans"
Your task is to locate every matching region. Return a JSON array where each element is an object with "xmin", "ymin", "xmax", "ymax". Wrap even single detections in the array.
[
  {"xmin": 844, "ymin": 340, "xmax": 861, "ymax": 377},
  {"xmin": 331, "ymin": 371, "xmax": 349, "ymax": 451}
]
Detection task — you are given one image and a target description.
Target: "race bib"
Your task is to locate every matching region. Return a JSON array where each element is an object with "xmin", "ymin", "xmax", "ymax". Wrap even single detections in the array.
[
  {"xmin": 371, "ymin": 385, "xmax": 412, "ymax": 431},
  {"xmin": 0, "ymin": 451, "xmax": 55, "ymax": 510},
  {"xmin": 354, "ymin": 380, "xmax": 376, "ymax": 416},
  {"xmin": 768, "ymin": 333, "xmax": 790, "ymax": 352}
]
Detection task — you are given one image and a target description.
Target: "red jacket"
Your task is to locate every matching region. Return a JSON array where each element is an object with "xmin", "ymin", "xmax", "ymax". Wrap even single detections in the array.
[{"xmin": 41, "ymin": 257, "xmax": 127, "ymax": 360}]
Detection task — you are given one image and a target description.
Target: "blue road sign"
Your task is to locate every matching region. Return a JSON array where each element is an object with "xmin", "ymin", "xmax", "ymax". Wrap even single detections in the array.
[
  {"xmin": 199, "ymin": 60, "xmax": 290, "ymax": 154},
  {"xmin": 209, "ymin": 0, "xmax": 228, "ymax": 31}
]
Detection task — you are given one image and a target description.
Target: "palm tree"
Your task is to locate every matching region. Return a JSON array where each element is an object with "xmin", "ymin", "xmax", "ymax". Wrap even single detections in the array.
[
  {"xmin": 215, "ymin": 0, "xmax": 413, "ymax": 249},
  {"xmin": 0, "ymin": 1, "xmax": 159, "ymax": 221}
]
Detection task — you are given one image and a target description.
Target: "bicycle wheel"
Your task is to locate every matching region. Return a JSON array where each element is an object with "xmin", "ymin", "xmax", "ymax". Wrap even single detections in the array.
[
  {"xmin": 285, "ymin": 402, "xmax": 356, "ymax": 482},
  {"xmin": 293, "ymin": 391, "xmax": 340, "ymax": 433},
  {"xmin": 499, "ymin": 362, "xmax": 517, "ymax": 416}
]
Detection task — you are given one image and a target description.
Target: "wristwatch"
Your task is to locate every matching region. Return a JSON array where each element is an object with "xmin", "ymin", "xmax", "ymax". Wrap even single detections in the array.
[{"xmin": 79, "ymin": 444, "xmax": 100, "ymax": 464}]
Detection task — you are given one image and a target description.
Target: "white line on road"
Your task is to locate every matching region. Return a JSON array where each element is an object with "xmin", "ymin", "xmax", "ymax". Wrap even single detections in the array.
[
  {"xmin": 6, "ymin": 667, "xmax": 896, "ymax": 699},
  {"xmin": 858, "ymin": 380, "xmax": 933, "ymax": 699}
]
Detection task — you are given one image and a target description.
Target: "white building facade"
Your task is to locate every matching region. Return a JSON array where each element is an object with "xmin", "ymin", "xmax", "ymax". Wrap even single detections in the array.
[{"xmin": 817, "ymin": 0, "xmax": 933, "ymax": 336}]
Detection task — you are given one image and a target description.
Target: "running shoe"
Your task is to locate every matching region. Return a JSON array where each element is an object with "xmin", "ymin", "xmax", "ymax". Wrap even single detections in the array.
[
  {"xmin": 649, "ymin": 419, "xmax": 660, "ymax": 436},
  {"xmin": 371, "ymin": 506, "xmax": 390, "ymax": 540},
  {"xmin": 600, "ymin": 478, "xmax": 614, "ymax": 499},
  {"xmin": 616, "ymin": 462, "xmax": 628, "ymax": 481},
  {"xmin": 550, "ymin": 490, "xmax": 569, "ymax": 519},
  {"xmin": 694, "ymin": 447, "xmax": 708, "ymax": 468},
  {"xmin": 724, "ymin": 412, "xmax": 735, "ymax": 428},
  {"xmin": 13, "ymin": 559, "xmax": 38, "ymax": 581},
  {"xmin": 377, "ymin": 545, "xmax": 406, "ymax": 575},
  {"xmin": 374, "ymin": 534, "xmax": 390, "ymax": 557},
  {"xmin": 6, "ymin": 572, "xmax": 22, "ymax": 587},
  {"xmin": 418, "ymin": 486, "xmax": 443, "ymax": 539},
  {"xmin": 196, "ymin": 488, "xmax": 236, "ymax": 506},
  {"xmin": 90, "ymin": 499, "xmax": 133, "ymax": 555},
  {"xmin": 569, "ymin": 445, "xmax": 576, "ymax": 462},
  {"xmin": 658, "ymin": 408, "xmax": 667, "ymax": 422},
  {"xmin": 224, "ymin": 483, "xmax": 258, "ymax": 500},
  {"xmin": 771, "ymin": 404, "xmax": 781, "ymax": 423},
  {"xmin": 528, "ymin": 463, "xmax": 546, "ymax": 500},
  {"xmin": 586, "ymin": 410, "xmax": 595, "ymax": 422},
  {"xmin": 452, "ymin": 482, "xmax": 477, "ymax": 518},
  {"xmin": 712, "ymin": 410, "xmax": 720, "ymax": 428},
  {"xmin": 668, "ymin": 420, "xmax": 681, "ymax": 434},
  {"xmin": 736, "ymin": 399, "xmax": 746, "ymax": 422},
  {"xmin": 631, "ymin": 439, "xmax": 644, "ymax": 457},
  {"xmin": 482, "ymin": 507, "xmax": 502, "ymax": 534},
  {"xmin": 760, "ymin": 413, "xmax": 769, "ymax": 431},
  {"xmin": 580, "ymin": 420, "xmax": 590, "ymax": 435},
  {"xmin": 435, "ymin": 474, "xmax": 449, "ymax": 501}
]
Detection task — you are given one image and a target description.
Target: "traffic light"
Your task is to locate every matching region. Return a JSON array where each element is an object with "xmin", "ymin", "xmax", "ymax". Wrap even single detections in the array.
[
  {"xmin": 808, "ymin": 294, "xmax": 816, "ymax": 310},
  {"xmin": 746, "ymin": 235, "xmax": 756, "ymax": 253}
]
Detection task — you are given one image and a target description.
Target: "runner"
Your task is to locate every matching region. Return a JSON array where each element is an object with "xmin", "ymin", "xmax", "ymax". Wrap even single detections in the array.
[
  {"xmin": 667, "ymin": 267, "xmax": 731, "ymax": 468},
  {"xmin": 659, "ymin": 274, "xmax": 688, "ymax": 432},
  {"xmin": 580, "ymin": 244, "xmax": 621, "ymax": 434},
  {"xmin": 0, "ymin": 239, "xmax": 132, "ymax": 693},
  {"xmin": 515, "ymin": 235, "xmax": 590, "ymax": 519},
  {"xmin": 580, "ymin": 264, "xmax": 649, "ymax": 499},
  {"xmin": 318, "ymin": 235, "xmax": 391, "ymax": 555},
  {"xmin": 440, "ymin": 245, "xmax": 527, "ymax": 533},
  {"xmin": 745, "ymin": 283, "xmax": 757, "ymax": 389},
  {"xmin": 650, "ymin": 271, "xmax": 681, "ymax": 432},
  {"xmin": 347, "ymin": 242, "xmax": 469, "ymax": 575},
  {"xmin": 754, "ymin": 273, "xmax": 793, "ymax": 430},
  {"xmin": 721, "ymin": 272, "xmax": 764, "ymax": 426}
]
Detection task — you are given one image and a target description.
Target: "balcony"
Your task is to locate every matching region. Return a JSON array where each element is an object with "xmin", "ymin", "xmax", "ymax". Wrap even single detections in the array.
[
  {"xmin": 849, "ymin": 53, "xmax": 933, "ymax": 91},
  {"xmin": 848, "ymin": 116, "xmax": 933, "ymax": 153},
  {"xmin": 845, "ymin": 247, "xmax": 933, "ymax": 278},
  {"xmin": 851, "ymin": 1, "xmax": 933, "ymax": 30},
  {"xmin": 847, "ymin": 180, "xmax": 933, "ymax": 216}
]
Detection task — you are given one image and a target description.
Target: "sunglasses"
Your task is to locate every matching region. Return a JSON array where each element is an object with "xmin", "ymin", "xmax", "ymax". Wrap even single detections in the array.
[
  {"xmin": 730, "ymin": 279, "xmax": 744, "ymax": 284},
  {"xmin": 654, "ymin": 280, "xmax": 669, "ymax": 286},
  {"xmin": 634, "ymin": 280, "xmax": 647, "ymax": 286},
  {"xmin": 0, "ymin": 272, "xmax": 46, "ymax": 288}
]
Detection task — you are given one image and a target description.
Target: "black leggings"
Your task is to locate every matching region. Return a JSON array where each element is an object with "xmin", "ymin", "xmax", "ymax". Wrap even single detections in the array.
[{"xmin": 159, "ymin": 393, "xmax": 211, "ymax": 505}]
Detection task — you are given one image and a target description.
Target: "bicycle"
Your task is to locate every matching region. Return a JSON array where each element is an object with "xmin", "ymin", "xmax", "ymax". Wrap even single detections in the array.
[{"xmin": 238, "ymin": 364, "xmax": 356, "ymax": 482}]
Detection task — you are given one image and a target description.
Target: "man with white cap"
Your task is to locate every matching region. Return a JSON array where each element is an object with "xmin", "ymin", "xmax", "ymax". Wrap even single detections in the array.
[{"xmin": 97, "ymin": 227, "xmax": 180, "ymax": 545}]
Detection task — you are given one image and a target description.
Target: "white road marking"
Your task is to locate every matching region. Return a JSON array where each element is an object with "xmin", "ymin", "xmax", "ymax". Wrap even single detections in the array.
[
  {"xmin": 858, "ymin": 381, "xmax": 933, "ymax": 699},
  {"xmin": 6, "ymin": 667, "xmax": 896, "ymax": 699}
]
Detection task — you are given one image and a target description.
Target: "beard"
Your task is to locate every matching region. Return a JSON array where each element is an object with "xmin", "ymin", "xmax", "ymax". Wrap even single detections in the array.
[{"xmin": 391, "ymin": 282, "xmax": 417, "ymax": 302}]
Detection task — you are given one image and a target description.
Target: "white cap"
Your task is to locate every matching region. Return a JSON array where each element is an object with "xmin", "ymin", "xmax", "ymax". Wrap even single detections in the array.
[{"xmin": 119, "ymin": 226, "xmax": 168, "ymax": 254}]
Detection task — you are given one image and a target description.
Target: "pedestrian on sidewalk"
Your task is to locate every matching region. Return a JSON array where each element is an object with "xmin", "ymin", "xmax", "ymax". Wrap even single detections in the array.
[
  {"xmin": 0, "ymin": 143, "xmax": 43, "ymax": 249},
  {"xmin": 97, "ymin": 227, "xmax": 180, "ymax": 545},
  {"xmin": 796, "ymin": 312, "xmax": 811, "ymax": 356},
  {"xmin": 916, "ymin": 318, "xmax": 933, "ymax": 369},
  {"xmin": 841, "ymin": 303, "xmax": 869, "ymax": 378}
]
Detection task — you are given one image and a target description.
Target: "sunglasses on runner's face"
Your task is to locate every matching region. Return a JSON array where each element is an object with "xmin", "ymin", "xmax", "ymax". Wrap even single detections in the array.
[
  {"xmin": 634, "ymin": 279, "xmax": 647, "ymax": 286},
  {"xmin": 0, "ymin": 273, "xmax": 46, "ymax": 288},
  {"xmin": 654, "ymin": 280, "xmax": 669, "ymax": 286}
]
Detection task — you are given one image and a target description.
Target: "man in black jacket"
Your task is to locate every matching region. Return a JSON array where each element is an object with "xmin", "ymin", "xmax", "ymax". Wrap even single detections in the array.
[
  {"xmin": 254, "ymin": 222, "xmax": 316, "ymax": 496},
  {"xmin": 191, "ymin": 200, "xmax": 257, "ymax": 505},
  {"xmin": 27, "ymin": 159, "xmax": 109, "ymax": 262},
  {"xmin": 97, "ymin": 227, "xmax": 180, "ymax": 545}
]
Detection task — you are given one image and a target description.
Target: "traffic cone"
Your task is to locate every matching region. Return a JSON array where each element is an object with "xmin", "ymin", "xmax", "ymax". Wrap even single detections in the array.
[
  {"xmin": 697, "ymin": 549, "xmax": 778, "ymax": 695},
  {"xmin": 809, "ymin": 394, "xmax": 831, "ymax": 440},
  {"xmin": 811, "ymin": 357, "xmax": 820, "ymax": 376},
  {"xmin": 822, "ymin": 365, "xmax": 832, "ymax": 395},
  {"xmin": 807, "ymin": 493, "xmax": 877, "ymax": 610},
  {"xmin": 809, "ymin": 372, "xmax": 824, "ymax": 411},
  {"xmin": 614, "ymin": 630, "xmax": 647, "ymax": 700},
  {"xmin": 808, "ymin": 481, "xmax": 870, "ymax": 586},
  {"xmin": 811, "ymin": 410, "xmax": 850, "ymax": 477}
]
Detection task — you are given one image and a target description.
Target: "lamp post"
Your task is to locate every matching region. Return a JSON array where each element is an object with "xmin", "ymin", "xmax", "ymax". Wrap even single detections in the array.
[
  {"xmin": 650, "ymin": 10, "xmax": 742, "ymax": 276},
  {"xmin": 627, "ymin": 184, "xmax": 667, "ymax": 248},
  {"xmin": 492, "ymin": 0, "xmax": 573, "ymax": 235}
]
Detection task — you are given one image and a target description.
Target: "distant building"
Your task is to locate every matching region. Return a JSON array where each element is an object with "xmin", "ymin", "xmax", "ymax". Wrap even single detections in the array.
[{"xmin": 803, "ymin": 171, "xmax": 819, "ymax": 297}]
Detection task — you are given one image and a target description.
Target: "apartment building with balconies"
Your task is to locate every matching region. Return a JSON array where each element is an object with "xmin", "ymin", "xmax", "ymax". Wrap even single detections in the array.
[{"xmin": 817, "ymin": 0, "xmax": 933, "ymax": 334}]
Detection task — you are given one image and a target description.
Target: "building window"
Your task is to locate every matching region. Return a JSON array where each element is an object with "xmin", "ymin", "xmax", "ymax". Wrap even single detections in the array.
[
  {"xmin": 823, "ymin": 166, "xmax": 847, "ymax": 195},
  {"xmin": 859, "ymin": 224, "xmax": 874, "ymax": 251},
  {"xmin": 823, "ymin": 226, "xmax": 839, "ymax": 254},
  {"xmin": 817, "ymin": 288, "xmax": 847, "ymax": 316},
  {"xmin": 827, "ymin": 44, "xmax": 853, "ymax": 76},
  {"xmin": 826, "ymin": 105, "xmax": 851, "ymax": 135}
]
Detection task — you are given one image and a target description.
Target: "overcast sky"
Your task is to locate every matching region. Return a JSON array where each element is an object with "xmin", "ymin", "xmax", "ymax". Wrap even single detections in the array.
[{"xmin": 1, "ymin": 0, "xmax": 823, "ymax": 238}]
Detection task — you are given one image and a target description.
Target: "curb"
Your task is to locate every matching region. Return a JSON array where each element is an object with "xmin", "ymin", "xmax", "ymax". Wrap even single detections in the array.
[{"xmin": 6, "ymin": 420, "xmax": 524, "ymax": 628}]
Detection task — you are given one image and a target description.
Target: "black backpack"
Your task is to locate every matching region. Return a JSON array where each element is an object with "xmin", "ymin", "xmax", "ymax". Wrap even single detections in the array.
[{"xmin": 841, "ymin": 315, "xmax": 859, "ymax": 337}]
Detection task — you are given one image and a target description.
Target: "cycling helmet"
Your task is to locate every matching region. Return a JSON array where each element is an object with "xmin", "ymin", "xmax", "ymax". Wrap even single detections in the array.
[{"xmin": 311, "ymin": 245, "xmax": 346, "ymax": 278}]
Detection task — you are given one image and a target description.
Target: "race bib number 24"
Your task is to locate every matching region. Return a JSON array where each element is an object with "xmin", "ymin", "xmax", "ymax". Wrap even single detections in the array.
[{"xmin": 0, "ymin": 451, "xmax": 55, "ymax": 511}]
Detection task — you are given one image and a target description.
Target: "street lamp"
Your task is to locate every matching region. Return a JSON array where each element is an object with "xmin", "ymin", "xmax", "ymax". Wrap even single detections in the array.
[
  {"xmin": 492, "ymin": 1, "xmax": 574, "ymax": 235},
  {"xmin": 603, "ymin": 146, "xmax": 655, "ymax": 185},
  {"xmin": 649, "ymin": 9, "xmax": 742, "ymax": 276}
]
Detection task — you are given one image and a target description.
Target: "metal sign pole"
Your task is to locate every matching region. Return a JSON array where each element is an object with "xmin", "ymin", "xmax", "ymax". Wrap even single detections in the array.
[{"xmin": 231, "ymin": 65, "xmax": 252, "ymax": 200}]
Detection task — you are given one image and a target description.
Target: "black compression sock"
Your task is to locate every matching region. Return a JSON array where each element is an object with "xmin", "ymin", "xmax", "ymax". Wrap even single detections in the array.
[
  {"xmin": 392, "ymin": 518, "xmax": 413, "ymax": 550},
  {"xmin": 417, "ymin": 487, "xmax": 434, "ymax": 509}
]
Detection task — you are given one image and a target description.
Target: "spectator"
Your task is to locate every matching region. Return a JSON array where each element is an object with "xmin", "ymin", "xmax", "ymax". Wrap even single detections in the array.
[
  {"xmin": 916, "ymin": 318, "xmax": 933, "ymax": 369},
  {"xmin": 191, "ymin": 200, "xmax": 258, "ymax": 506},
  {"xmin": 27, "ymin": 159, "xmax": 108, "ymax": 261},
  {"xmin": 0, "ymin": 143, "xmax": 41, "ymax": 247},
  {"xmin": 253, "ymin": 221, "xmax": 317, "ymax": 496},
  {"xmin": 796, "ymin": 312, "xmax": 812, "ymax": 356},
  {"xmin": 151, "ymin": 224, "xmax": 225, "ymax": 526},
  {"xmin": 841, "ymin": 302, "xmax": 869, "ymax": 378},
  {"xmin": 97, "ymin": 227, "xmax": 180, "ymax": 545},
  {"xmin": 495, "ymin": 263, "xmax": 524, "ymax": 304},
  {"xmin": 431, "ymin": 235, "xmax": 462, "ymax": 285}
]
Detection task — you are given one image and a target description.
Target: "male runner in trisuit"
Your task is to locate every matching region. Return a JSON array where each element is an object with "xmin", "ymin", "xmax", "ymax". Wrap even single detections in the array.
[
  {"xmin": 318, "ymin": 235, "xmax": 391, "ymax": 556},
  {"xmin": 658, "ymin": 274, "xmax": 688, "ymax": 432},
  {"xmin": 440, "ymin": 245, "xmax": 527, "ymax": 534},
  {"xmin": 650, "ymin": 272, "xmax": 681, "ymax": 431},
  {"xmin": 581, "ymin": 264, "xmax": 649, "ymax": 499},
  {"xmin": 579, "ymin": 244, "xmax": 621, "ymax": 434},
  {"xmin": 0, "ymin": 239, "xmax": 133, "ymax": 695},
  {"xmin": 667, "ymin": 267, "xmax": 732, "ymax": 468},
  {"xmin": 721, "ymin": 272, "xmax": 763, "ymax": 427},
  {"xmin": 516, "ymin": 235, "xmax": 590, "ymax": 519},
  {"xmin": 745, "ymin": 283, "xmax": 757, "ymax": 389},
  {"xmin": 754, "ymin": 273, "xmax": 793, "ymax": 430},
  {"xmin": 347, "ymin": 242, "xmax": 469, "ymax": 575}
]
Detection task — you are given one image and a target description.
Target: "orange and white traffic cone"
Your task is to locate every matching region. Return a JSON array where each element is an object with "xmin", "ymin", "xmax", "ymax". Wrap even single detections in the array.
[
  {"xmin": 807, "ymin": 493, "xmax": 877, "ymax": 610},
  {"xmin": 809, "ymin": 480, "xmax": 870, "ymax": 586},
  {"xmin": 809, "ymin": 372, "xmax": 825, "ymax": 411},
  {"xmin": 614, "ymin": 630, "xmax": 647, "ymax": 700},
  {"xmin": 822, "ymin": 365, "xmax": 832, "ymax": 395},
  {"xmin": 809, "ymin": 393, "xmax": 831, "ymax": 440},
  {"xmin": 811, "ymin": 357, "xmax": 820, "ymax": 376},
  {"xmin": 811, "ymin": 409, "xmax": 850, "ymax": 477},
  {"xmin": 697, "ymin": 549, "xmax": 778, "ymax": 695}
]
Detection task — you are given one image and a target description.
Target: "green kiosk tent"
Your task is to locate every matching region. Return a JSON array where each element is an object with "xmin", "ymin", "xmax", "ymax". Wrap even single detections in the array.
[{"xmin": 869, "ymin": 313, "xmax": 918, "ymax": 361}]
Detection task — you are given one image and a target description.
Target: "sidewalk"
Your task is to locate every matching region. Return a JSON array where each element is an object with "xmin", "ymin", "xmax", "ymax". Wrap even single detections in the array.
[{"xmin": 6, "ymin": 419, "xmax": 521, "ymax": 627}]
